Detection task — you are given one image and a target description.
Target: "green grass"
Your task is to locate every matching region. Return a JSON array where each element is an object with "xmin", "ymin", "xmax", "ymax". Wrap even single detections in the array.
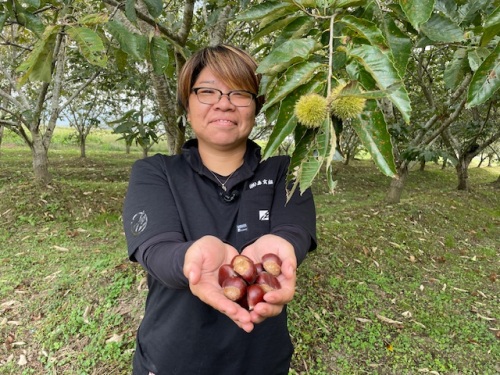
[{"xmin": 0, "ymin": 136, "xmax": 499, "ymax": 374}]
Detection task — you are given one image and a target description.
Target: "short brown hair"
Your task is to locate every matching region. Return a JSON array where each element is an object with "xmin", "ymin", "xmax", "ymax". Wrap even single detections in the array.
[{"xmin": 177, "ymin": 45, "xmax": 264, "ymax": 114}]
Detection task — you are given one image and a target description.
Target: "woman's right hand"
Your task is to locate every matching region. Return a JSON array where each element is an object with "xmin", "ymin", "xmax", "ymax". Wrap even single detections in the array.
[{"xmin": 183, "ymin": 235, "xmax": 254, "ymax": 332}]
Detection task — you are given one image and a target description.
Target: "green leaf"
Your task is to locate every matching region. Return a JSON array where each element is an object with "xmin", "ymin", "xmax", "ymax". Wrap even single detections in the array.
[
  {"xmin": 398, "ymin": 0, "xmax": 434, "ymax": 30},
  {"xmin": 274, "ymin": 16, "xmax": 316, "ymax": 47},
  {"xmin": 16, "ymin": 25, "xmax": 59, "ymax": 86},
  {"xmin": 236, "ymin": 2, "xmax": 294, "ymax": 22},
  {"xmin": 263, "ymin": 78, "xmax": 324, "ymax": 159},
  {"xmin": 150, "ymin": 36, "xmax": 169, "ymax": 74},
  {"xmin": 77, "ymin": 13, "xmax": 109, "ymax": 26},
  {"xmin": 481, "ymin": 6, "xmax": 500, "ymax": 46},
  {"xmin": 382, "ymin": 14, "xmax": 412, "ymax": 79},
  {"xmin": 288, "ymin": 118, "xmax": 333, "ymax": 198},
  {"xmin": 347, "ymin": 44, "xmax": 411, "ymax": 123},
  {"xmin": 142, "ymin": 0, "xmax": 163, "ymax": 18},
  {"xmin": 257, "ymin": 38, "xmax": 318, "ymax": 76},
  {"xmin": 340, "ymin": 15, "xmax": 387, "ymax": 49},
  {"xmin": 259, "ymin": 5, "xmax": 296, "ymax": 29},
  {"xmin": 253, "ymin": 15, "xmax": 300, "ymax": 41},
  {"xmin": 106, "ymin": 20, "xmax": 148, "ymax": 60},
  {"xmin": 457, "ymin": 0, "xmax": 489, "ymax": 24},
  {"xmin": 125, "ymin": 0, "xmax": 137, "ymax": 23},
  {"xmin": 66, "ymin": 26, "xmax": 107, "ymax": 67},
  {"xmin": 467, "ymin": 47, "xmax": 490, "ymax": 72},
  {"xmin": 0, "ymin": 12, "xmax": 7, "ymax": 32},
  {"xmin": 467, "ymin": 41, "xmax": 500, "ymax": 107},
  {"xmin": 351, "ymin": 100, "xmax": 396, "ymax": 177},
  {"xmin": 434, "ymin": 0, "xmax": 459, "ymax": 22},
  {"xmin": 261, "ymin": 63, "xmax": 324, "ymax": 112},
  {"xmin": 330, "ymin": 0, "xmax": 367, "ymax": 8},
  {"xmin": 114, "ymin": 48, "xmax": 128, "ymax": 72},
  {"xmin": 15, "ymin": 6, "xmax": 45, "ymax": 37},
  {"xmin": 420, "ymin": 13, "xmax": 464, "ymax": 43},
  {"xmin": 444, "ymin": 48, "xmax": 468, "ymax": 90}
]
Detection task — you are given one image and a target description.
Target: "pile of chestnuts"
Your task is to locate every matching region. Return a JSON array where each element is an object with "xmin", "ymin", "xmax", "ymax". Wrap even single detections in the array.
[{"xmin": 218, "ymin": 253, "xmax": 282, "ymax": 311}]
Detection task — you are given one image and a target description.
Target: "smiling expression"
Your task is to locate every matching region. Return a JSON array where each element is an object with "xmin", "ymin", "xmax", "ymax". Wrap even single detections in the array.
[{"xmin": 187, "ymin": 67, "xmax": 257, "ymax": 151}]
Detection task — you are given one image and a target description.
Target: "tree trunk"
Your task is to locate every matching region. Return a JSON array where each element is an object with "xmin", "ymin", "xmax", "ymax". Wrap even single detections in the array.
[
  {"xmin": 419, "ymin": 159, "xmax": 426, "ymax": 171},
  {"xmin": 0, "ymin": 125, "xmax": 4, "ymax": 155},
  {"xmin": 32, "ymin": 133, "xmax": 51, "ymax": 184},
  {"xmin": 80, "ymin": 134, "xmax": 86, "ymax": 158},
  {"xmin": 455, "ymin": 155, "xmax": 472, "ymax": 191},
  {"xmin": 385, "ymin": 163, "xmax": 408, "ymax": 204},
  {"xmin": 492, "ymin": 174, "xmax": 500, "ymax": 189}
]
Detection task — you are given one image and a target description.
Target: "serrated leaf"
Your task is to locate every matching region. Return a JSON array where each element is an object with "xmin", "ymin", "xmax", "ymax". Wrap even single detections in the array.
[
  {"xmin": 259, "ymin": 5, "xmax": 296, "ymax": 30},
  {"xmin": 274, "ymin": 16, "xmax": 316, "ymax": 47},
  {"xmin": 16, "ymin": 25, "xmax": 59, "ymax": 86},
  {"xmin": 420, "ymin": 13, "xmax": 464, "ymax": 43},
  {"xmin": 287, "ymin": 118, "xmax": 333, "ymax": 198},
  {"xmin": 383, "ymin": 14, "xmax": 412, "ymax": 79},
  {"xmin": 106, "ymin": 20, "xmax": 147, "ymax": 60},
  {"xmin": 347, "ymin": 44, "xmax": 411, "ymax": 123},
  {"xmin": 263, "ymin": 78, "xmax": 324, "ymax": 159},
  {"xmin": 236, "ymin": 1, "xmax": 294, "ymax": 22},
  {"xmin": 78, "ymin": 13, "xmax": 108, "ymax": 26},
  {"xmin": 467, "ymin": 47, "xmax": 490, "ymax": 72},
  {"xmin": 253, "ymin": 15, "xmax": 300, "ymax": 41},
  {"xmin": 142, "ymin": 0, "xmax": 163, "ymax": 18},
  {"xmin": 444, "ymin": 48, "xmax": 468, "ymax": 90},
  {"xmin": 434, "ymin": 0, "xmax": 459, "ymax": 22},
  {"xmin": 257, "ymin": 38, "xmax": 318, "ymax": 76},
  {"xmin": 0, "ymin": 12, "xmax": 7, "ymax": 32},
  {"xmin": 150, "ymin": 36, "xmax": 169, "ymax": 74},
  {"xmin": 457, "ymin": 0, "xmax": 489, "ymax": 24},
  {"xmin": 467, "ymin": 41, "xmax": 500, "ymax": 107},
  {"xmin": 114, "ymin": 48, "xmax": 128, "ymax": 72},
  {"xmin": 331, "ymin": 0, "xmax": 366, "ymax": 8},
  {"xmin": 340, "ymin": 15, "xmax": 387, "ymax": 49},
  {"xmin": 399, "ymin": 0, "xmax": 434, "ymax": 30},
  {"xmin": 481, "ymin": 6, "xmax": 500, "ymax": 47},
  {"xmin": 261, "ymin": 63, "xmax": 324, "ymax": 112},
  {"xmin": 351, "ymin": 100, "xmax": 397, "ymax": 177},
  {"xmin": 15, "ymin": 7, "xmax": 45, "ymax": 37},
  {"xmin": 125, "ymin": 0, "xmax": 137, "ymax": 23},
  {"xmin": 66, "ymin": 27, "xmax": 107, "ymax": 67}
]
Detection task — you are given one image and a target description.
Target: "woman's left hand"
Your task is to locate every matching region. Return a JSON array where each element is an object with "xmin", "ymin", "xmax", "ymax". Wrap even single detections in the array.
[{"xmin": 241, "ymin": 234, "xmax": 297, "ymax": 324}]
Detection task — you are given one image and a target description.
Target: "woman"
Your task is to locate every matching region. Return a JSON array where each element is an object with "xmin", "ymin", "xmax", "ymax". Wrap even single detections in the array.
[{"xmin": 123, "ymin": 45, "xmax": 316, "ymax": 375}]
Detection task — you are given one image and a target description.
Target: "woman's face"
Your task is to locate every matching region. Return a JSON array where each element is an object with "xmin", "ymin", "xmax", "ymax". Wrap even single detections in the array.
[{"xmin": 187, "ymin": 67, "xmax": 256, "ymax": 151}]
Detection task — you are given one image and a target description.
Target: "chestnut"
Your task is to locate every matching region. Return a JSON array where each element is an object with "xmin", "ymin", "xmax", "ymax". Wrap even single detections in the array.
[
  {"xmin": 255, "ymin": 272, "xmax": 281, "ymax": 293},
  {"xmin": 231, "ymin": 255, "xmax": 257, "ymax": 284},
  {"xmin": 255, "ymin": 262, "xmax": 264, "ymax": 274},
  {"xmin": 246, "ymin": 284, "xmax": 265, "ymax": 311},
  {"xmin": 218, "ymin": 264, "xmax": 238, "ymax": 287},
  {"xmin": 222, "ymin": 276, "xmax": 247, "ymax": 302},
  {"xmin": 262, "ymin": 253, "xmax": 282, "ymax": 276}
]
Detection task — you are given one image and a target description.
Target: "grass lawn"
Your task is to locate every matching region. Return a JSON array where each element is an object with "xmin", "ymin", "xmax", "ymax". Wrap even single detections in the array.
[{"xmin": 0, "ymin": 131, "xmax": 498, "ymax": 374}]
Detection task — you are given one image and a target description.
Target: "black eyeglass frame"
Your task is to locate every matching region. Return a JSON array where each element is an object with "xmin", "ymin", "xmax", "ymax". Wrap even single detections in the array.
[{"xmin": 191, "ymin": 87, "xmax": 257, "ymax": 107}]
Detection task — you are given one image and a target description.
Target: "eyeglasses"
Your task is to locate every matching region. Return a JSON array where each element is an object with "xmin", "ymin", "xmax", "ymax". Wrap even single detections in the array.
[{"xmin": 192, "ymin": 87, "xmax": 256, "ymax": 107}]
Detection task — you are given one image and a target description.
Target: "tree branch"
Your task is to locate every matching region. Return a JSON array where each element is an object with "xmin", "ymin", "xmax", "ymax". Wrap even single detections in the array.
[{"xmin": 101, "ymin": 0, "xmax": 187, "ymax": 51}]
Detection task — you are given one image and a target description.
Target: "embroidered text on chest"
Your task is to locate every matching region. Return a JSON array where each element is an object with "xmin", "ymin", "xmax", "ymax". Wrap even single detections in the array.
[{"xmin": 249, "ymin": 179, "xmax": 274, "ymax": 189}]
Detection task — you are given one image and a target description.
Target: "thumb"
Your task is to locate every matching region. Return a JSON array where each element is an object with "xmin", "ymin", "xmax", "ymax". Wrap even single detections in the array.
[{"xmin": 183, "ymin": 261, "xmax": 201, "ymax": 285}]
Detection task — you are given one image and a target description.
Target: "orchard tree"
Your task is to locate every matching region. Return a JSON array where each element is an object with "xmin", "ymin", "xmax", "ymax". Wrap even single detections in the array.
[
  {"xmin": 0, "ymin": 0, "xmax": 107, "ymax": 183},
  {"xmin": 236, "ymin": 0, "xmax": 500, "ymax": 202},
  {"xmin": 441, "ymin": 102, "xmax": 500, "ymax": 190}
]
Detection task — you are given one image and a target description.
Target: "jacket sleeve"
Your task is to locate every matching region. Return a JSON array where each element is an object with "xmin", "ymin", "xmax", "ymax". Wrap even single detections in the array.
[{"xmin": 123, "ymin": 156, "xmax": 192, "ymax": 288}]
